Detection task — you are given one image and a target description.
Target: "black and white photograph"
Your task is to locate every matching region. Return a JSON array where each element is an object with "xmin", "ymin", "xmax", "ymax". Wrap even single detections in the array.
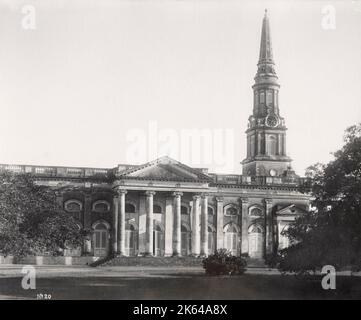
[{"xmin": 0, "ymin": 0, "xmax": 360, "ymax": 306}]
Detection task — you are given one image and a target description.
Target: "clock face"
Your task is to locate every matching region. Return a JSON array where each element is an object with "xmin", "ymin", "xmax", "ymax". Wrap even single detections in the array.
[
  {"xmin": 269, "ymin": 169, "xmax": 277, "ymax": 177},
  {"xmin": 266, "ymin": 115, "xmax": 279, "ymax": 127}
]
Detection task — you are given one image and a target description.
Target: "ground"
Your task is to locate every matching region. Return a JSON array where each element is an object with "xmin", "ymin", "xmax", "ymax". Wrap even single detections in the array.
[{"xmin": 0, "ymin": 265, "xmax": 360, "ymax": 300}]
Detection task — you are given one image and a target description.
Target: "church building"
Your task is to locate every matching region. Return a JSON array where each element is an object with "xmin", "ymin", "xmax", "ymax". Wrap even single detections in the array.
[{"xmin": 0, "ymin": 12, "xmax": 311, "ymax": 261}]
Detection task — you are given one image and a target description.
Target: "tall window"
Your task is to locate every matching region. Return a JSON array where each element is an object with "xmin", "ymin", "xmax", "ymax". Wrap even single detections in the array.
[
  {"xmin": 268, "ymin": 135, "xmax": 277, "ymax": 156},
  {"xmin": 225, "ymin": 207, "xmax": 238, "ymax": 216},
  {"xmin": 125, "ymin": 203, "xmax": 136, "ymax": 213},
  {"xmin": 266, "ymin": 90, "xmax": 273, "ymax": 104},
  {"xmin": 260, "ymin": 91, "xmax": 265, "ymax": 104},
  {"xmin": 181, "ymin": 206, "xmax": 188, "ymax": 215},
  {"xmin": 250, "ymin": 135, "xmax": 255, "ymax": 157}
]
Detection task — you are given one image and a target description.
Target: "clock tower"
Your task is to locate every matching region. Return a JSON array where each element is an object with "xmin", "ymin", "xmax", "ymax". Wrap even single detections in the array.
[{"xmin": 242, "ymin": 10, "xmax": 293, "ymax": 177}]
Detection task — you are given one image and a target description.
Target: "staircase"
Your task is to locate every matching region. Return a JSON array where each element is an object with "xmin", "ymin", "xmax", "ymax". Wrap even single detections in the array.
[{"xmin": 246, "ymin": 258, "xmax": 267, "ymax": 268}]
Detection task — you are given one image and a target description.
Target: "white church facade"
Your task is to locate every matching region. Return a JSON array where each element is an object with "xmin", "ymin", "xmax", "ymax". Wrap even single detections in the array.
[{"xmin": 0, "ymin": 11, "xmax": 311, "ymax": 261}]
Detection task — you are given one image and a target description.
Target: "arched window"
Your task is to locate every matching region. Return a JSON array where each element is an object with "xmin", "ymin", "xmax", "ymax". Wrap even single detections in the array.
[
  {"xmin": 250, "ymin": 135, "xmax": 255, "ymax": 157},
  {"xmin": 266, "ymin": 90, "xmax": 273, "ymax": 104},
  {"xmin": 208, "ymin": 207, "xmax": 214, "ymax": 215},
  {"xmin": 248, "ymin": 224, "xmax": 264, "ymax": 259},
  {"xmin": 224, "ymin": 223, "xmax": 239, "ymax": 256},
  {"xmin": 127, "ymin": 224, "xmax": 135, "ymax": 231},
  {"xmin": 226, "ymin": 224, "xmax": 238, "ymax": 233},
  {"xmin": 208, "ymin": 225, "xmax": 216, "ymax": 254},
  {"xmin": 64, "ymin": 200, "xmax": 82, "ymax": 212},
  {"xmin": 125, "ymin": 203, "xmax": 136, "ymax": 213},
  {"xmin": 92, "ymin": 200, "xmax": 110, "ymax": 213},
  {"xmin": 93, "ymin": 221, "xmax": 110, "ymax": 257},
  {"xmin": 260, "ymin": 91, "xmax": 265, "ymax": 104},
  {"xmin": 279, "ymin": 225, "xmax": 290, "ymax": 249},
  {"xmin": 268, "ymin": 135, "xmax": 277, "ymax": 156},
  {"xmin": 181, "ymin": 206, "xmax": 188, "ymax": 215},
  {"xmin": 249, "ymin": 207, "xmax": 262, "ymax": 217},
  {"xmin": 225, "ymin": 206, "xmax": 238, "ymax": 216},
  {"xmin": 153, "ymin": 224, "xmax": 164, "ymax": 256},
  {"xmin": 250, "ymin": 225, "xmax": 262, "ymax": 233},
  {"xmin": 153, "ymin": 204, "xmax": 162, "ymax": 213}
]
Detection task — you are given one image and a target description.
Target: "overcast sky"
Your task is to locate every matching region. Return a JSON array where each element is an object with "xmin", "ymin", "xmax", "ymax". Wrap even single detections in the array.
[{"xmin": 0, "ymin": 0, "xmax": 360, "ymax": 175}]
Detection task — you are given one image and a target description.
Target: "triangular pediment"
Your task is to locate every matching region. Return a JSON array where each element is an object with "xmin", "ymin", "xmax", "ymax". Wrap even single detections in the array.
[
  {"xmin": 117, "ymin": 156, "xmax": 212, "ymax": 182},
  {"xmin": 276, "ymin": 204, "xmax": 308, "ymax": 216}
]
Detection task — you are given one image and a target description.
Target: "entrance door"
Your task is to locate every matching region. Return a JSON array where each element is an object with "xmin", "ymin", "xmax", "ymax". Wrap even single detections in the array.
[
  {"xmin": 208, "ymin": 227, "xmax": 216, "ymax": 255},
  {"xmin": 181, "ymin": 225, "xmax": 190, "ymax": 256},
  {"xmin": 125, "ymin": 224, "xmax": 137, "ymax": 256},
  {"xmin": 153, "ymin": 225, "xmax": 164, "ymax": 256},
  {"xmin": 248, "ymin": 225, "xmax": 264, "ymax": 259},
  {"xmin": 93, "ymin": 223, "xmax": 109, "ymax": 257},
  {"xmin": 225, "ymin": 224, "xmax": 239, "ymax": 256}
]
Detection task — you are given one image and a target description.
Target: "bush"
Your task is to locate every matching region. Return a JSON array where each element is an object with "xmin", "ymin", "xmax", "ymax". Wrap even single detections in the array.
[{"xmin": 202, "ymin": 249, "xmax": 247, "ymax": 276}]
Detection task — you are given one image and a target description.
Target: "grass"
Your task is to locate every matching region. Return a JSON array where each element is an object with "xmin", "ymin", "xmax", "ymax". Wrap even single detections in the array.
[{"xmin": 0, "ymin": 267, "xmax": 360, "ymax": 300}]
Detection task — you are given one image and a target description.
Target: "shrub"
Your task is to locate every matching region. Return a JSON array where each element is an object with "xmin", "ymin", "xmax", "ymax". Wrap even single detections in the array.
[{"xmin": 202, "ymin": 249, "xmax": 247, "ymax": 276}]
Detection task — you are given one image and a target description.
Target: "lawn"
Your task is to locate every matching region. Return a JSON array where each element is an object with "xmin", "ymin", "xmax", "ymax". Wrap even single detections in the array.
[{"xmin": 0, "ymin": 266, "xmax": 360, "ymax": 300}]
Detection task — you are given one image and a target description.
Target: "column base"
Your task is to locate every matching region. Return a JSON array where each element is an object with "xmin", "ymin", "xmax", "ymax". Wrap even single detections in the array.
[
  {"xmin": 143, "ymin": 253, "xmax": 154, "ymax": 257},
  {"xmin": 189, "ymin": 253, "xmax": 201, "ymax": 258}
]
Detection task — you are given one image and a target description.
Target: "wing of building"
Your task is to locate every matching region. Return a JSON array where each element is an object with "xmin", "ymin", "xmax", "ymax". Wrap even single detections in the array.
[{"xmin": 0, "ymin": 11, "xmax": 311, "ymax": 262}]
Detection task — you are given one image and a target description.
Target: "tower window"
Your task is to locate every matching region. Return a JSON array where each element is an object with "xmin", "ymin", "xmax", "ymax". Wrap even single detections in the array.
[
  {"xmin": 266, "ymin": 91, "xmax": 273, "ymax": 104},
  {"xmin": 260, "ymin": 91, "xmax": 265, "ymax": 104},
  {"xmin": 268, "ymin": 135, "xmax": 277, "ymax": 156},
  {"xmin": 250, "ymin": 135, "xmax": 255, "ymax": 157}
]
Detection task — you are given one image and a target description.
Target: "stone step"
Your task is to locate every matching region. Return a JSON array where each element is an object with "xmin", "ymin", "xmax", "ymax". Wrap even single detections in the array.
[{"xmin": 100, "ymin": 256, "xmax": 204, "ymax": 267}]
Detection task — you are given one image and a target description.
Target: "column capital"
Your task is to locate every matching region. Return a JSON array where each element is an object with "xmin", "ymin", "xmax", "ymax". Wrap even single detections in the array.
[
  {"xmin": 215, "ymin": 196, "xmax": 224, "ymax": 203},
  {"xmin": 240, "ymin": 197, "xmax": 249, "ymax": 205},
  {"xmin": 145, "ymin": 190, "xmax": 156, "ymax": 196},
  {"xmin": 201, "ymin": 193, "xmax": 209, "ymax": 199},
  {"xmin": 84, "ymin": 190, "xmax": 92, "ymax": 198},
  {"xmin": 264, "ymin": 198, "xmax": 273, "ymax": 205},
  {"xmin": 193, "ymin": 194, "xmax": 201, "ymax": 200},
  {"xmin": 172, "ymin": 191, "xmax": 183, "ymax": 197},
  {"xmin": 117, "ymin": 189, "xmax": 128, "ymax": 195}
]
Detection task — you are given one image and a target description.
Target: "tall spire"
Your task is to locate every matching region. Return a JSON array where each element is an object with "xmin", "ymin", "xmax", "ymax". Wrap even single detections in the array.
[
  {"xmin": 258, "ymin": 9, "xmax": 274, "ymax": 64},
  {"xmin": 242, "ymin": 10, "xmax": 292, "ymax": 177},
  {"xmin": 255, "ymin": 9, "xmax": 277, "ymax": 80}
]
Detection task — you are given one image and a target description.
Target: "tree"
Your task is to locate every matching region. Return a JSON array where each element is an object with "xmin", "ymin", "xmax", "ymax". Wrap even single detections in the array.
[
  {"xmin": 279, "ymin": 123, "xmax": 361, "ymax": 273},
  {"xmin": 0, "ymin": 171, "xmax": 84, "ymax": 258}
]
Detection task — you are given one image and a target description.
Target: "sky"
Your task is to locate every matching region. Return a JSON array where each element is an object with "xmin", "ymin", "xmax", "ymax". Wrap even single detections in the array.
[{"xmin": 0, "ymin": 0, "xmax": 360, "ymax": 175}]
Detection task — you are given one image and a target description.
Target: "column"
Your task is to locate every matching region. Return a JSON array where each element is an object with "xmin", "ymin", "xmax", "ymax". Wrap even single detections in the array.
[
  {"xmin": 145, "ymin": 191, "xmax": 155, "ymax": 256},
  {"xmin": 117, "ymin": 190, "xmax": 127, "ymax": 256},
  {"xmin": 83, "ymin": 191, "xmax": 92, "ymax": 254},
  {"xmin": 283, "ymin": 135, "xmax": 286, "ymax": 155},
  {"xmin": 215, "ymin": 197, "xmax": 224, "ymax": 250},
  {"xmin": 200, "ymin": 194, "xmax": 208, "ymax": 256},
  {"xmin": 164, "ymin": 197, "xmax": 174, "ymax": 256},
  {"xmin": 240, "ymin": 198, "xmax": 249, "ymax": 254},
  {"xmin": 112, "ymin": 194, "xmax": 119, "ymax": 254},
  {"xmin": 173, "ymin": 192, "xmax": 182, "ymax": 256},
  {"xmin": 191, "ymin": 195, "xmax": 201, "ymax": 255},
  {"xmin": 84, "ymin": 192, "xmax": 92, "ymax": 230},
  {"xmin": 264, "ymin": 198, "xmax": 274, "ymax": 256}
]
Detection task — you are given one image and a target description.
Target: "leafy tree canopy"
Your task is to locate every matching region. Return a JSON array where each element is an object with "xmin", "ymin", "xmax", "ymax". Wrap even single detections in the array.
[
  {"xmin": 279, "ymin": 123, "xmax": 361, "ymax": 273},
  {"xmin": 0, "ymin": 171, "xmax": 84, "ymax": 258}
]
